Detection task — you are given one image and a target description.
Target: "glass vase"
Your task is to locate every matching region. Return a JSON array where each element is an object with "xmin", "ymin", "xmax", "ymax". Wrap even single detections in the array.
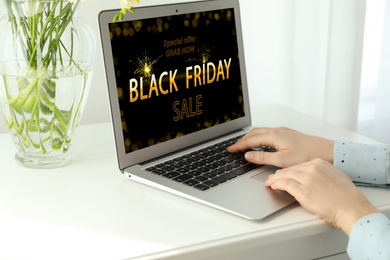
[{"xmin": 0, "ymin": 0, "xmax": 96, "ymax": 168}]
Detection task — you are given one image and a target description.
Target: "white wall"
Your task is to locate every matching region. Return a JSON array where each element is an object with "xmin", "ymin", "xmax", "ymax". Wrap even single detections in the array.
[{"xmin": 0, "ymin": 0, "xmax": 290, "ymax": 134}]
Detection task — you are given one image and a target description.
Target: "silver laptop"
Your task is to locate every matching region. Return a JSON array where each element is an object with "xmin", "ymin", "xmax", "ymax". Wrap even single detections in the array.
[{"xmin": 99, "ymin": 0, "xmax": 295, "ymax": 220}]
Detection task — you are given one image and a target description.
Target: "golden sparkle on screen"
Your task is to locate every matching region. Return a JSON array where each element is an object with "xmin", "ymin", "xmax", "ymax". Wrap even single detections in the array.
[
  {"xmin": 132, "ymin": 53, "xmax": 160, "ymax": 81},
  {"xmin": 187, "ymin": 46, "xmax": 212, "ymax": 64},
  {"xmin": 201, "ymin": 50, "xmax": 211, "ymax": 63},
  {"xmin": 198, "ymin": 46, "xmax": 212, "ymax": 63}
]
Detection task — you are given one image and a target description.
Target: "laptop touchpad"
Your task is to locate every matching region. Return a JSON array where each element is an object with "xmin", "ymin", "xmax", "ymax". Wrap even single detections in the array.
[
  {"xmin": 251, "ymin": 173, "xmax": 269, "ymax": 183},
  {"xmin": 251, "ymin": 166, "xmax": 277, "ymax": 183}
]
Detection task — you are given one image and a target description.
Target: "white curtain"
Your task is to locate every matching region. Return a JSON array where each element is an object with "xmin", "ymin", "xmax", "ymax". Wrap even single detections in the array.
[
  {"xmin": 358, "ymin": 0, "xmax": 390, "ymax": 144},
  {"xmin": 373, "ymin": 0, "xmax": 390, "ymax": 143},
  {"xmin": 241, "ymin": 0, "xmax": 367, "ymax": 131}
]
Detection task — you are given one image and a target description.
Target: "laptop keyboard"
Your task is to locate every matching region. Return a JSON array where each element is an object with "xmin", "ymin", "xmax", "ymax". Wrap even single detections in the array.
[{"xmin": 146, "ymin": 135, "xmax": 276, "ymax": 191}]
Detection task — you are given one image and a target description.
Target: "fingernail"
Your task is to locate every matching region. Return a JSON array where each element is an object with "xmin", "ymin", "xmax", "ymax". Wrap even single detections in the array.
[{"xmin": 245, "ymin": 152, "xmax": 254, "ymax": 160}]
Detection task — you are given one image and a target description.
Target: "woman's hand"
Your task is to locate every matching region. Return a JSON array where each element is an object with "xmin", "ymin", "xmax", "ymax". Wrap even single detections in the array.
[
  {"xmin": 265, "ymin": 158, "xmax": 379, "ymax": 236},
  {"xmin": 227, "ymin": 127, "xmax": 334, "ymax": 168}
]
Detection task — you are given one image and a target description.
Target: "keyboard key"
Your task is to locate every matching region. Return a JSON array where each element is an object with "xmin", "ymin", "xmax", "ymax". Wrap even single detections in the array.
[
  {"xmin": 209, "ymin": 176, "xmax": 228, "ymax": 184},
  {"xmin": 211, "ymin": 173, "xmax": 237, "ymax": 183},
  {"xmin": 198, "ymin": 166, "xmax": 211, "ymax": 173},
  {"xmin": 208, "ymin": 164, "xmax": 219, "ymax": 169},
  {"xmin": 214, "ymin": 160, "xmax": 226, "ymax": 167},
  {"xmin": 162, "ymin": 172, "xmax": 181, "ymax": 179},
  {"xmin": 208, "ymin": 149, "xmax": 221, "ymax": 155},
  {"xmin": 235, "ymin": 159, "xmax": 248, "ymax": 165},
  {"xmin": 156, "ymin": 163, "xmax": 165, "ymax": 168},
  {"xmin": 173, "ymin": 174, "xmax": 193, "ymax": 183},
  {"xmin": 220, "ymin": 157, "xmax": 235, "ymax": 164},
  {"xmin": 161, "ymin": 166, "xmax": 175, "ymax": 172},
  {"xmin": 220, "ymin": 165, "xmax": 234, "ymax": 172},
  {"xmin": 194, "ymin": 184, "xmax": 210, "ymax": 191},
  {"xmin": 176, "ymin": 168, "xmax": 189, "ymax": 174},
  {"xmin": 183, "ymin": 179, "xmax": 200, "ymax": 187},
  {"xmin": 185, "ymin": 165, "xmax": 199, "ymax": 170},
  {"xmin": 150, "ymin": 169, "xmax": 167, "ymax": 175},
  {"xmin": 172, "ymin": 162, "xmax": 186, "ymax": 168},
  {"xmin": 201, "ymin": 158, "xmax": 214, "ymax": 164},
  {"xmin": 189, "ymin": 170, "xmax": 203, "ymax": 176},
  {"xmin": 200, "ymin": 151, "xmax": 213, "ymax": 157},
  {"xmin": 193, "ymin": 161, "xmax": 206, "ymax": 167},
  {"xmin": 229, "ymin": 154, "xmax": 243, "ymax": 160},
  {"xmin": 203, "ymin": 180, "xmax": 218, "ymax": 187},
  {"xmin": 203, "ymin": 172, "xmax": 218, "ymax": 179},
  {"xmin": 194, "ymin": 175, "xmax": 209, "ymax": 182},
  {"xmin": 212, "ymin": 168, "xmax": 226, "ymax": 175},
  {"xmin": 191, "ymin": 155, "xmax": 203, "ymax": 161},
  {"xmin": 230, "ymin": 162, "xmax": 244, "ymax": 168}
]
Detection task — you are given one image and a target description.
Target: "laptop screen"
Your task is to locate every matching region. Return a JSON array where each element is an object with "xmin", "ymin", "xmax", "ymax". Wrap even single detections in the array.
[{"xmin": 108, "ymin": 8, "xmax": 245, "ymax": 154}]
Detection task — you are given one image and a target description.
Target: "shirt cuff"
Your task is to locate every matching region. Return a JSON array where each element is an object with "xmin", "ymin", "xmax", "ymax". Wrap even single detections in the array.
[
  {"xmin": 334, "ymin": 141, "xmax": 389, "ymax": 185},
  {"xmin": 347, "ymin": 213, "xmax": 390, "ymax": 259}
]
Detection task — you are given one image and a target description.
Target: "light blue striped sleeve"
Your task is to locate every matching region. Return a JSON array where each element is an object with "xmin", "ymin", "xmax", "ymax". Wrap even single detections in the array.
[
  {"xmin": 347, "ymin": 213, "xmax": 390, "ymax": 259},
  {"xmin": 333, "ymin": 141, "xmax": 390, "ymax": 186}
]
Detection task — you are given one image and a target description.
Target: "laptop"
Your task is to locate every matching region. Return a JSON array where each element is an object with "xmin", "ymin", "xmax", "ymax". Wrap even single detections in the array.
[{"xmin": 99, "ymin": 0, "xmax": 295, "ymax": 220}]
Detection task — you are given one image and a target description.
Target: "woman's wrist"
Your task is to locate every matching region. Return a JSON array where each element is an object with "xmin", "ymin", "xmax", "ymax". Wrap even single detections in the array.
[
  {"xmin": 339, "ymin": 192, "xmax": 380, "ymax": 236},
  {"xmin": 326, "ymin": 140, "xmax": 335, "ymax": 164}
]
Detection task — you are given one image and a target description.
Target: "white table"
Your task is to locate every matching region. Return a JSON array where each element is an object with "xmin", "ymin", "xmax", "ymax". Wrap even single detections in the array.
[{"xmin": 0, "ymin": 105, "xmax": 389, "ymax": 260}]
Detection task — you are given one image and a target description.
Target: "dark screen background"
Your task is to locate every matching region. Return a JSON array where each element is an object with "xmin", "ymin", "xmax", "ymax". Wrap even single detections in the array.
[{"xmin": 109, "ymin": 8, "xmax": 245, "ymax": 153}]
